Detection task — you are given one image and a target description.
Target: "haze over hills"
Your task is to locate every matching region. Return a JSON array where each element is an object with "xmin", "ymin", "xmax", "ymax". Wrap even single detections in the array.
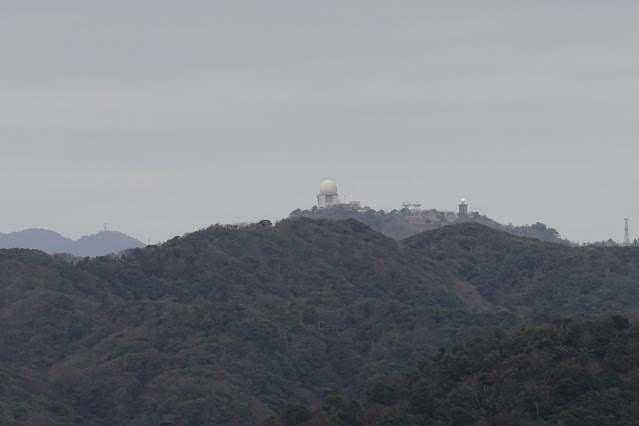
[
  {"xmin": 1, "ymin": 218, "xmax": 639, "ymax": 424},
  {"xmin": 0, "ymin": 229, "xmax": 145, "ymax": 257},
  {"xmin": 291, "ymin": 203, "xmax": 571, "ymax": 244}
]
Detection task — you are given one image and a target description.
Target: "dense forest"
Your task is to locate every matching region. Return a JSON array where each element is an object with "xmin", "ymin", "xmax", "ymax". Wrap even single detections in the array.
[
  {"xmin": 263, "ymin": 315, "xmax": 639, "ymax": 425},
  {"xmin": 1, "ymin": 218, "xmax": 638, "ymax": 424}
]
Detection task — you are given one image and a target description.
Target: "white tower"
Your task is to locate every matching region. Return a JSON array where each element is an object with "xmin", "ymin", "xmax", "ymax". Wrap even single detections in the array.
[
  {"xmin": 317, "ymin": 180, "xmax": 340, "ymax": 209},
  {"xmin": 459, "ymin": 198, "xmax": 468, "ymax": 216}
]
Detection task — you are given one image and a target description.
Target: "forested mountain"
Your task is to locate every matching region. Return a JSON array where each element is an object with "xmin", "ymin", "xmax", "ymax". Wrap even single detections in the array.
[
  {"xmin": 0, "ymin": 219, "xmax": 638, "ymax": 424},
  {"xmin": 0, "ymin": 229, "xmax": 145, "ymax": 257},
  {"xmin": 291, "ymin": 204, "xmax": 570, "ymax": 244},
  {"xmin": 288, "ymin": 315, "xmax": 639, "ymax": 425}
]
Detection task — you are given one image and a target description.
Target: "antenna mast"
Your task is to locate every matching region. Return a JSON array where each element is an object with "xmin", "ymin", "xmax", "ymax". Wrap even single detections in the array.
[{"xmin": 624, "ymin": 218, "xmax": 630, "ymax": 246}]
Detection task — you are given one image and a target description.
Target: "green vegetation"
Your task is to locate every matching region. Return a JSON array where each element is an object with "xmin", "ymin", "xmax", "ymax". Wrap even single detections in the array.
[
  {"xmin": 0, "ymin": 219, "xmax": 638, "ymax": 424},
  {"xmin": 295, "ymin": 315, "xmax": 639, "ymax": 425}
]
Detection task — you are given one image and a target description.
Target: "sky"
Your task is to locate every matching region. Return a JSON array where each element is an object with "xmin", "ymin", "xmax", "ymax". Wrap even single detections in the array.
[{"xmin": 2, "ymin": 1, "xmax": 639, "ymax": 244}]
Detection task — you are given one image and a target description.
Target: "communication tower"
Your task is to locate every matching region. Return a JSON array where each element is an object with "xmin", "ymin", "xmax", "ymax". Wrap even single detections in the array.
[
  {"xmin": 402, "ymin": 201, "xmax": 412, "ymax": 209},
  {"xmin": 623, "ymin": 218, "xmax": 630, "ymax": 246},
  {"xmin": 458, "ymin": 198, "xmax": 468, "ymax": 216}
]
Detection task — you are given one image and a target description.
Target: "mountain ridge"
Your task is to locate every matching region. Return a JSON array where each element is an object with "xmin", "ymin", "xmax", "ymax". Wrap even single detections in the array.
[{"xmin": 0, "ymin": 228, "xmax": 145, "ymax": 257}]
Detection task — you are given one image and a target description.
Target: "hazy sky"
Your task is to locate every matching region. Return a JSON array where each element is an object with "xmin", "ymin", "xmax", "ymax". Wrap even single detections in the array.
[{"xmin": 2, "ymin": 2, "xmax": 638, "ymax": 243}]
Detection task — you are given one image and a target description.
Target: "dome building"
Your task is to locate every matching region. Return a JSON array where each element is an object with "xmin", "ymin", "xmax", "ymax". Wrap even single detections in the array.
[{"xmin": 317, "ymin": 179, "xmax": 340, "ymax": 209}]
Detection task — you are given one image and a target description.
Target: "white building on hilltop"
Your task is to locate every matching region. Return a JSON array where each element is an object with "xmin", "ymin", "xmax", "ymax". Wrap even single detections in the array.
[
  {"xmin": 317, "ymin": 179, "xmax": 340, "ymax": 209},
  {"xmin": 459, "ymin": 198, "xmax": 468, "ymax": 216}
]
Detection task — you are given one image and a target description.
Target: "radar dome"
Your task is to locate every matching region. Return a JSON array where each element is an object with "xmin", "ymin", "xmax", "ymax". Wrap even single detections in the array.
[
  {"xmin": 319, "ymin": 180, "xmax": 338, "ymax": 194},
  {"xmin": 460, "ymin": 198, "xmax": 467, "ymax": 204}
]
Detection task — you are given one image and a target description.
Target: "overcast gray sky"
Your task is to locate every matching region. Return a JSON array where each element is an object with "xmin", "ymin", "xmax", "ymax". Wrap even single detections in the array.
[{"xmin": 2, "ymin": 1, "xmax": 638, "ymax": 243}]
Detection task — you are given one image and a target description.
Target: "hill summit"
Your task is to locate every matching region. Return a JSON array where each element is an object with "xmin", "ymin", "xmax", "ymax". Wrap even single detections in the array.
[{"xmin": 291, "ymin": 203, "xmax": 570, "ymax": 244}]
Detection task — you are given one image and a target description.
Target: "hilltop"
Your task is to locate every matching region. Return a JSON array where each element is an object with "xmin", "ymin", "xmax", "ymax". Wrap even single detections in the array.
[
  {"xmin": 291, "ymin": 204, "xmax": 570, "ymax": 244},
  {"xmin": 1, "ymin": 219, "xmax": 639, "ymax": 424},
  {"xmin": 0, "ymin": 229, "xmax": 145, "ymax": 257}
]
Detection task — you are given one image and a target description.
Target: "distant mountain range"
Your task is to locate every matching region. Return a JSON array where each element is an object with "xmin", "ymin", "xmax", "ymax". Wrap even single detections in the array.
[{"xmin": 0, "ymin": 229, "xmax": 146, "ymax": 257}]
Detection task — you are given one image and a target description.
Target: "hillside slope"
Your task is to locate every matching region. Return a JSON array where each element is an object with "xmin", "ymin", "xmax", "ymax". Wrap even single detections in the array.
[
  {"xmin": 404, "ymin": 223, "xmax": 639, "ymax": 318},
  {"xmin": 308, "ymin": 315, "xmax": 639, "ymax": 425},
  {"xmin": 0, "ymin": 219, "xmax": 638, "ymax": 424}
]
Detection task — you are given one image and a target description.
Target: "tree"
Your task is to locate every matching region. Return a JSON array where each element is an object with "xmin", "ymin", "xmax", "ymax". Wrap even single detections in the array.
[{"xmin": 279, "ymin": 403, "xmax": 312, "ymax": 425}]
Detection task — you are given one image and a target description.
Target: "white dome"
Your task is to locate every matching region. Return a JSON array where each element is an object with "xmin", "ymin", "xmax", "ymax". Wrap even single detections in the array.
[
  {"xmin": 460, "ymin": 198, "xmax": 467, "ymax": 204},
  {"xmin": 319, "ymin": 180, "xmax": 338, "ymax": 194}
]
